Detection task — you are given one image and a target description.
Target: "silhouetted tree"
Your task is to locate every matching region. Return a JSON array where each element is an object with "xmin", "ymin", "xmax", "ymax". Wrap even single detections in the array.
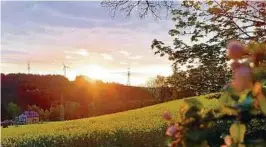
[
  {"xmin": 6, "ymin": 102, "xmax": 21, "ymax": 119},
  {"xmin": 103, "ymin": 1, "xmax": 266, "ymax": 95},
  {"xmin": 146, "ymin": 75, "xmax": 172, "ymax": 102}
]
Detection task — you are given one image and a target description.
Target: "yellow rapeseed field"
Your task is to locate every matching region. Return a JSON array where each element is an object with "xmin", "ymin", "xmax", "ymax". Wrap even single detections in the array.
[{"xmin": 1, "ymin": 95, "xmax": 219, "ymax": 147}]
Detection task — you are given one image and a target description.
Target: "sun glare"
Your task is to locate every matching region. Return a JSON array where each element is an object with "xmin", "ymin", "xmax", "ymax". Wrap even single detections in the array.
[{"xmin": 85, "ymin": 64, "xmax": 110, "ymax": 81}]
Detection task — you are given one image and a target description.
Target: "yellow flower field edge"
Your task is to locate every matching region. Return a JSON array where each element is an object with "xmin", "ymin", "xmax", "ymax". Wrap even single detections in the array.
[{"xmin": 1, "ymin": 95, "xmax": 220, "ymax": 147}]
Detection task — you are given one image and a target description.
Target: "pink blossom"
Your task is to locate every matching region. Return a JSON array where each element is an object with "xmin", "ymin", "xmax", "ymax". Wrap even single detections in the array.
[
  {"xmin": 232, "ymin": 65, "xmax": 253, "ymax": 92},
  {"xmin": 166, "ymin": 125, "xmax": 177, "ymax": 137},
  {"xmin": 227, "ymin": 40, "xmax": 245, "ymax": 60},
  {"xmin": 230, "ymin": 61, "xmax": 241, "ymax": 71}
]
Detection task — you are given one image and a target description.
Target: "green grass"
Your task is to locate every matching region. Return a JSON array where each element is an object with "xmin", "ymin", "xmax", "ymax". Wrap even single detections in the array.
[{"xmin": 1, "ymin": 95, "xmax": 220, "ymax": 147}]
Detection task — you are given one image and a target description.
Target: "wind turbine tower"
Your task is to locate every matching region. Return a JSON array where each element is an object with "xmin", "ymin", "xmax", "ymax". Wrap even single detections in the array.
[
  {"xmin": 27, "ymin": 61, "xmax": 31, "ymax": 74},
  {"xmin": 127, "ymin": 67, "xmax": 131, "ymax": 86},
  {"xmin": 60, "ymin": 63, "xmax": 70, "ymax": 121},
  {"xmin": 62, "ymin": 63, "xmax": 70, "ymax": 77}
]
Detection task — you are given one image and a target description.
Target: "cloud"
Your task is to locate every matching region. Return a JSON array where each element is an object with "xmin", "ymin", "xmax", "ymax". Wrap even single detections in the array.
[
  {"xmin": 1, "ymin": 63, "xmax": 19, "ymax": 67},
  {"xmin": 1, "ymin": 1, "xmax": 131, "ymax": 32},
  {"xmin": 1, "ymin": 49, "xmax": 29, "ymax": 55},
  {"xmin": 1, "ymin": 2, "xmax": 175, "ymax": 86},
  {"xmin": 119, "ymin": 62, "xmax": 127, "ymax": 65},
  {"xmin": 77, "ymin": 49, "xmax": 89, "ymax": 56},
  {"xmin": 101, "ymin": 53, "xmax": 113, "ymax": 61},
  {"xmin": 1, "ymin": 49, "xmax": 31, "ymax": 63},
  {"xmin": 118, "ymin": 50, "xmax": 130, "ymax": 56},
  {"xmin": 128, "ymin": 55, "xmax": 142, "ymax": 60},
  {"xmin": 64, "ymin": 49, "xmax": 89, "ymax": 56},
  {"xmin": 65, "ymin": 55, "xmax": 71, "ymax": 59},
  {"xmin": 132, "ymin": 64, "xmax": 172, "ymax": 77},
  {"xmin": 65, "ymin": 55, "xmax": 77, "ymax": 60}
]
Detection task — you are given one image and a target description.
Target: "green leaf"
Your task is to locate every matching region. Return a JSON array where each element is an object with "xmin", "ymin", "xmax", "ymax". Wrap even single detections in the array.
[
  {"xmin": 229, "ymin": 123, "xmax": 246, "ymax": 143},
  {"xmin": 220, "ymin": 91, "xmax": 238, "ymax": 106},
  {"xmin": 238, "ymin": 90, "xmax": 250, "ymax": 103},
  {"xmin": 239, "ymin": 94, "xmax": 253, "ymax": 111},
  {"xmin": 220, "ymin": 105, "xmax": 238, "ymax": 116}
]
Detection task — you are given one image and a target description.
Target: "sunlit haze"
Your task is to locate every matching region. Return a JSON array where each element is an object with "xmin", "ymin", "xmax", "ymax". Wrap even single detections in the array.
[{"xmin": 1, "ymin": 1, "xmax": 175, "ymax": 85}]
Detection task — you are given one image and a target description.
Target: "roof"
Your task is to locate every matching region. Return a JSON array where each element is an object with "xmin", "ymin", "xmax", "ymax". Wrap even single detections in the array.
[{"xmin": 23, "ymin": 111, "xmax": 39, "ymax": 117}]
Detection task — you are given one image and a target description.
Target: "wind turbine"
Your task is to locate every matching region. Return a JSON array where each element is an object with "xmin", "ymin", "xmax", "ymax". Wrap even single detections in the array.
[
  {"xmin": 127, "ymin": 67, "xmax": 131, "ymax": 86},
  {"xmin": 60, "ymin": 63, "xmax": 70, "ymax": 121},
  {"xmin": 62, "ymin": 63, "xmax": 70, "ymax": 77},
  {"xmin": 27, "ymin": 61, "xmax": 31, "ymax": 74}
]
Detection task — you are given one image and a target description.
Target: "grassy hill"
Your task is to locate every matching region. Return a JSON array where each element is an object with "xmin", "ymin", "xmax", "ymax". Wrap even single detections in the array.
[{"xmin": 1, "ymin": 95, "xmax": 220, "ymax": 147}]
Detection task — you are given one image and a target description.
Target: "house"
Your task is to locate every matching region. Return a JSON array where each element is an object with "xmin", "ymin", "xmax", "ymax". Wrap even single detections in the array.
[
  {"xmin": 18, "ymin": 113, "xmax": 27, "ymax": 123},
  {"xmin": 18, "ymin": 111, "xmax": 39, "ymax": 124}
]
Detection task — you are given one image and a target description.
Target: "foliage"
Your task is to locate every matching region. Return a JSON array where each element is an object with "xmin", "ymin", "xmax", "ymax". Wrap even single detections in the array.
[
  {"xmin": 168, "ymin": 65, "xmax": 231, "ymax": 97},
  {"xmin": 6, "ymin": 103, "xmax": 21, "ymax": 120},
  {"xmin": 151, "ymin": 1, "xmax": 266, "ymax": 68},
  {"xmin": 229, "ymin": 123, "xmax": 246, "ymax": 143},
  {"xmin": 49, "ymin": 105, "xmax": 61, "ymax": 121},
  {"xmin": 64, "ymin": 101, "xmax": 80, "ymax": 120},
  {"xmin": 38, "ymin": 109, "xmax": 50, "ymax": 121},
  {"xmin": 1, "ymin": 74, "xmax": 157, "ymax": 120},
  {"xmin": 152, "ymin": 1, "xmax": 265, "ymax": 98},
  {"xmin": 146, "ymin": 66, "xmax": 230, "ymax": 101},
  {"xmin": 102, "ymin": 1, "xmax": 266, "ymax": 97},
  {"xmin": 146, "ymin": 75, "xmax": 172, "ymax": 102},
  {"xmin": 163, "ymin": 40, "xmax": 266, "ymax": 146},
  {"xmin": 102, "ymin": 1, "xmax": 266, "ymax": 68}
]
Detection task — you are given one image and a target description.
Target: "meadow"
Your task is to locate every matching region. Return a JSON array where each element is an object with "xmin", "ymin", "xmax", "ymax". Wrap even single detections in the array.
[{"xmin": 1, "ymin": 95, "xmax": 220, "ymax": 147}]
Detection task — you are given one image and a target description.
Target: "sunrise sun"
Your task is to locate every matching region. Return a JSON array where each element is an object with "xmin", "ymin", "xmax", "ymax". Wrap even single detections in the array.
[{"xmin": 84, "ymin": 64, "xmax": 110, "ymax": 81}]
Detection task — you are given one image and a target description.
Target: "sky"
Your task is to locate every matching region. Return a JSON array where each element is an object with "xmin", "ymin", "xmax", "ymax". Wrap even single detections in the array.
[{"xmin": 1, "ymin": 1, "xmax": 175, "ymax": 86}]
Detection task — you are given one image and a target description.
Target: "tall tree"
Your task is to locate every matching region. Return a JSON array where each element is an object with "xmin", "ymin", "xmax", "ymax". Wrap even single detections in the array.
[
  {"xmin": 6, "ymin": 102, "xmax": 21, "ymax": 119},
  {"xmin": 146, "ymin": 75, "xmax": 172, "ymax": 102},
  {"xmin": 167, "ymin": 65, "xmax": 231, "ymax": 97},
  {"xmin": 102, "ymin": 1, "xmax": 266, "ymax": 70},
  {"xmin": 64, "ymin": 101, "xmax": 80, "ymax": 120},
  {"xmin": 152, "ymin": 1, "xmax": 266, "ymax": 70},
  {"xmin": 103, "ymin": 1, "xmax": 265, "ymax": 96}
]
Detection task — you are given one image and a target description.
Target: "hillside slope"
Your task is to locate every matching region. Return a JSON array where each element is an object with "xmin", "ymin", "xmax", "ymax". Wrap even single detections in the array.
[{"xmin": 1, "ymin": 95, "xmax": 219, "ymax": 147}]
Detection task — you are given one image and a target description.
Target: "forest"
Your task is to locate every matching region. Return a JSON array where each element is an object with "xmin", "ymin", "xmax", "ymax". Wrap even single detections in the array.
[
  {"xmin": 1, "ymin": 67, "xmax": 229, "ymax": 122},
  {"xmin": 1, "ymin": 73, "xmax": 161, "ymax": 121}
]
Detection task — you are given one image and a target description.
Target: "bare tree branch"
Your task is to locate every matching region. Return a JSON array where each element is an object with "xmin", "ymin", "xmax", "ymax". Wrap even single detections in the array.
[
  {"xmin": 101, "ymin": 0, "xmax": 177, "ymax": 19},
  {"xmin": 214, "ymin": 0, "xmax": 253, "ymax": 39}
]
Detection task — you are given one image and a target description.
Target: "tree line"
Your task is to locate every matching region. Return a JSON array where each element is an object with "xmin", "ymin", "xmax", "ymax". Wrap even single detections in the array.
[
  {"xmin": 1, "ymin": 74, "xmax": 162, "ymax": 121},
  {"xmin": 2, "ymin": 69, "xmax": 229, "ymax": 122}
]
